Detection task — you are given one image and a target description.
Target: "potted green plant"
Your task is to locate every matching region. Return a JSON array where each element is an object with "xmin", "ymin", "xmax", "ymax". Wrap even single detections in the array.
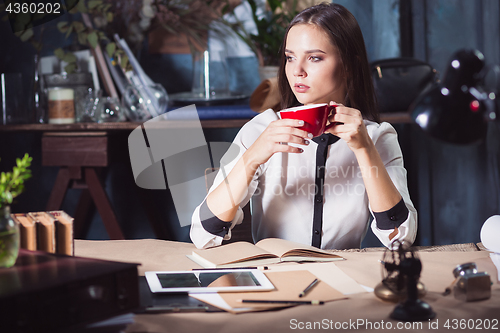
[
  {"xmin": 225, "ymin": 0, "xmax": 299, "ymax": 80},
  {"xmin": 0, "ymin": 0, "xmax": 235, "ymax": 73},
  {"xmin": 0, "ymin": 154, "xmax": 32, "ymax": 268}
]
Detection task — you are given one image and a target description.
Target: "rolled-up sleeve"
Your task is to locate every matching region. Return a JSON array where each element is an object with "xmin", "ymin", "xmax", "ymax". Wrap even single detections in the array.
[
  {"xmin": 369, "ymin": 122, "xmax": 418, "ymax": 248},
  {"xmin": 189, "ymin": 144, "xmax": 247, "ymax": 249},
  {"xmin": 189, "ymin": 111, "xmax": 273, "ymax": 249}
]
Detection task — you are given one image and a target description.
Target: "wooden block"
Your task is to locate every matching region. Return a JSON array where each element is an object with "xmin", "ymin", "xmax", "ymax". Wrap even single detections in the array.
[
  {"xmin": 29, "ymin": 212, "xmax": 56, "ymax": 253},
  {"xmin": 49, "ymin": 210, "xmax": 74, "ymax": 256},
  {"xmin": 42, "ymin": 135, "xmax": 108, "ymax": 167},
  {"xmin": 11, "ymin": 213, "xmax": 37, "ymax": 251}
]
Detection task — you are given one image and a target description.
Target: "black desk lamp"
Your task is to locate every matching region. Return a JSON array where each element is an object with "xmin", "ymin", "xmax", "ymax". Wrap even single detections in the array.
[{"xmin": 410, "ymin": 49, "xmax": 498, "ymax": 144}]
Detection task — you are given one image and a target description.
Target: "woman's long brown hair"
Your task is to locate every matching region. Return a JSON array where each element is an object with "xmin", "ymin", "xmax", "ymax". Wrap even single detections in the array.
[{"xmin": 278, "ymin": 3, "xmax": 380, "ymax": 123}]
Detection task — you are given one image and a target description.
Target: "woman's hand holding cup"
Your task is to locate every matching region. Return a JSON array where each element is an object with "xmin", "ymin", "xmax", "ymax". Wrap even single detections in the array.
[
  {"xmin": 246, "ymin": 118, "xmax": 313, "ymax": 167},
  {"xmin": 325, "ymin": 102, "xmax": 372, "ymax": 152}
]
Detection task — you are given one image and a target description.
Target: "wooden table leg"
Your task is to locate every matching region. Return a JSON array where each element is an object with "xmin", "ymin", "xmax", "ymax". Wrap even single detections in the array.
[
  {"xmin": 85, "ymin": 168, "xmax": 124, "ymax": 240},
  {"xmin": 73, "ymin": 189, "xmax": 94, "ymax": 239},
  {"xmin": 46, "ymin": 168, "xmax": 71, "ymax": 211}
]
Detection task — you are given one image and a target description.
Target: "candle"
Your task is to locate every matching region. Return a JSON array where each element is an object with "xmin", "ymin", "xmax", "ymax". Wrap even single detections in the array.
[{"xmin": 48, "ymin": 88, "xmax": 75, "ymax": 124}]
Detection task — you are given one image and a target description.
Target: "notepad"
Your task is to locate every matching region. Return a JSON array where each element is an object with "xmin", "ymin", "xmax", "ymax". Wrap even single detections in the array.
[
  {"xmin": 192, "ymin": 270, "xmax": 347, "ymax": 313},
  {"xmin": 189, "ymin": 238, "xmax": 344, "ymax": 268}
]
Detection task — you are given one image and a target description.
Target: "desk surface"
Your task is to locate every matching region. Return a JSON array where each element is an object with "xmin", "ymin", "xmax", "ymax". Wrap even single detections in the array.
[{"xmin": 75, "ymin": 239, "xmax": 499, "ymax": 333}]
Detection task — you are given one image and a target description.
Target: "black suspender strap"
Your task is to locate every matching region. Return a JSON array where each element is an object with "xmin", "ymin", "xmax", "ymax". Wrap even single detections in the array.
[{"xmin": 311, "ymin": 133, "xmax": 339, "ymax": 248}]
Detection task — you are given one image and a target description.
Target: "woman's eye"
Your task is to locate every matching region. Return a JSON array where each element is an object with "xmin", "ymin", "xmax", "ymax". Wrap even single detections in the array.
[
  {"xmin": 310, "ymin": 56, "xmax": 322, "ymax": 62},
  {"xmin": 285, "ymin": 55, "xmax": 294, "ymax": 62}
]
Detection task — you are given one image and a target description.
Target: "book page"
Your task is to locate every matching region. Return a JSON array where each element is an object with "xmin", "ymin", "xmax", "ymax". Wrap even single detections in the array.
[
  {"xmin": 192, "ymin": 241, "xmax": 277, "ymax": 267},
  {"xmin": 255, "ymin": 238, "xmax": 342, "ymax": 259}
]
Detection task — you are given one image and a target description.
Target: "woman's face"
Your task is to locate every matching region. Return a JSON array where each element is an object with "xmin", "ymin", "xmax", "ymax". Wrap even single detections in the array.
[{"xmin": 285, "ymin": 24, "xmax": 346, "ymax": 105}]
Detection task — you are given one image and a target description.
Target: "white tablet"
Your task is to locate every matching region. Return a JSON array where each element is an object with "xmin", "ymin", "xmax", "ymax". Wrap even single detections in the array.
[{"xmin": 145, "ymin": 269, "xmax": 275, "ymax": 293}]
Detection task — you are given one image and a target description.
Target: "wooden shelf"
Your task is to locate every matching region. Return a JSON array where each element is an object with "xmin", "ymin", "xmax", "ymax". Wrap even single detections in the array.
[
  {"xmin": 0, "ymin": 112, "xmax": 411, "ymax": 132},
  {"xmin": 0, "ymin": 119, "xmax": 249, "ymax": 132}
]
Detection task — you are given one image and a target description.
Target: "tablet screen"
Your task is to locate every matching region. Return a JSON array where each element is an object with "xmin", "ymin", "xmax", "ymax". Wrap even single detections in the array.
[
  {"xmin": 158, "ymin": 271, "xmax": 261, "ymax": 288},
  {"xmin": 145, "ymin": 269, "xmax": 275, "ymax": 293}
]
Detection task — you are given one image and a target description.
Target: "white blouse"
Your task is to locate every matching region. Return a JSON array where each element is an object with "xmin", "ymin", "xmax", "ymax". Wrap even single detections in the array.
[{"xmin": 190, "ymin": 109, "xmax": 417, "ymax": 250}]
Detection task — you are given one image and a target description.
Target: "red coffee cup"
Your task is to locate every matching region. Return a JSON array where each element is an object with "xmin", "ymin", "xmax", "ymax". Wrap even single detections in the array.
[{"xmin": 278, "ymin": 103, "xmax": 335, "ymax": 137}]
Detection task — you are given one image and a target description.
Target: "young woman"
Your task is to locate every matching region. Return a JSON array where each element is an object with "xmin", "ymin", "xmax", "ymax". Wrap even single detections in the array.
[{"xmin": 190, "ymin": 3, "xmax": 417, "ymax": 249}]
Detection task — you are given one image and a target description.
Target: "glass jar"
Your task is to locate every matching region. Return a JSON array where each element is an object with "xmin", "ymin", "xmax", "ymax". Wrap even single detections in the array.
[
  {"xmin": 80, "ymin": 87, "xmax": 100, "ymax": 123},
  {"xmin": 97, "ymin": 96, "xmax": 127, "ymax": 123},
  {"xmin": 0, "ymin": 206, "xmax": 20, "ymax": 268},
  {"xmin": 122, "ymin": 83, "xmax": 168, "ymax": 121},
  {"xmin": 47, "ymin": 88, "xmax": 75, "ymax": 124},
  {"xmin": 43, "ymin": 73, "xmax": 94, "ymax": 123}
]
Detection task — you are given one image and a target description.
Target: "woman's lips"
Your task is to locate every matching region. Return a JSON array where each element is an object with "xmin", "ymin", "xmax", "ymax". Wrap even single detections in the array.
[{"xmin": 294, "ymin": 83, "xmax": 310, "ymax": 93}]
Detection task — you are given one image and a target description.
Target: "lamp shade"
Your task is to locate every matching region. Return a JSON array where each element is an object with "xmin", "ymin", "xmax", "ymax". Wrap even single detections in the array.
[{"xmin": 410, "ymin": 49, "xmax": 491, "ymax": 144}]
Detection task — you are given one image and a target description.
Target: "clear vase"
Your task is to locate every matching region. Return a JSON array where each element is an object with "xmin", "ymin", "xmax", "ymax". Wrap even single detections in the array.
[
  {"xmin": 0, "ymin": 206, "xmax": 20, "ymax": 268},
  {"xmin": 122, "ymin": 83, "xmax": 168, "ymax": 121},
  {"xmin": 191, "ymin": 49, "xmax": 230, "ymax": 99}
]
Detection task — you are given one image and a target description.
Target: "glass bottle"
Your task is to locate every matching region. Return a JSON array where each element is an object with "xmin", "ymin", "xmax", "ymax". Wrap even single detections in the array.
[
  {"xmin": 79, "ymin": 87, "xmax": 100, "ymax": 123},
  {"xmin": 32, "ymin": 54, "xmax": 46, "ymax": 123},
  {"xmin": 0, "ymin": 206, "xmax": 20, "ymax": 268}
]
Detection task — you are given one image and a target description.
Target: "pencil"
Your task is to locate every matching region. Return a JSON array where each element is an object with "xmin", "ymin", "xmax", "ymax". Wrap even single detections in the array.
[
  {"xmin": 238, "ymin": 299, "xmax": 324, "ymax": 305},
  {"xmin": 299, "ymin": 278, "xmax": 319, "ymax": 298}
]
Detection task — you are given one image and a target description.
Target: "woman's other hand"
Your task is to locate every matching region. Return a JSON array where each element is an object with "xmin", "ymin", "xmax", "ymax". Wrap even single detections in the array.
[
  {"xmin": 245, "ymin": 118, "xmax": 313, "ymax": 166},
  {"xmin": 325, "ymin": 102, "xmax": 373, "ymax": 152}
]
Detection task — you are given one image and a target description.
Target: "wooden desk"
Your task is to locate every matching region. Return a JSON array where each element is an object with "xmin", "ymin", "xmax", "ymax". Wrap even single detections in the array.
[
  {"xmin": 41, "ymin": 131, "xmax": 125, "ymax": 239},
  {"xmin": 0, "ymin": 249, "xmax": 139, "ymax": 332},
  {"xmin": 74, "ymin": 239, "xmax": 499, "ymax": 333}
]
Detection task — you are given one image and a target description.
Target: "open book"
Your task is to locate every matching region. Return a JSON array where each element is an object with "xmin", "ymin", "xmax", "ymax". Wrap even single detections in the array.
[{"xmin": 189, "ymin": 238, "xmax": 344, "ymax": 268}]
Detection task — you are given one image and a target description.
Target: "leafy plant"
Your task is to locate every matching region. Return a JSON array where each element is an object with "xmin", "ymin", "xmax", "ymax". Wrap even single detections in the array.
[
  {"xmin": 225, "ymin": 0, "xmax": 299, "ymax": 67},
  {"xmin": 55, "ymin": 0, "xmax": 134, "ymax": 73},
  {"xmin": 0, "ymin": 0, "xmax": 123, "ymax": 73},
  {"xmin": 0, "ymin": 154, "xmax": 32, "ymax": 210},
  {"xmin": 1, "ymin": 0, "xmax": 235, "ymax": 73}
]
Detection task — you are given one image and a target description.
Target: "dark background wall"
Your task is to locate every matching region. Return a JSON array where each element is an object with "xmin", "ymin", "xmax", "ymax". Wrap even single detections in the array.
[
  {"xmin": 1, "ymin": 0, "xmax": 499, "ymax": 247},
  {"xmin": 404, "ymin": 0, "xmax": 500, "ymax": 246}
]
